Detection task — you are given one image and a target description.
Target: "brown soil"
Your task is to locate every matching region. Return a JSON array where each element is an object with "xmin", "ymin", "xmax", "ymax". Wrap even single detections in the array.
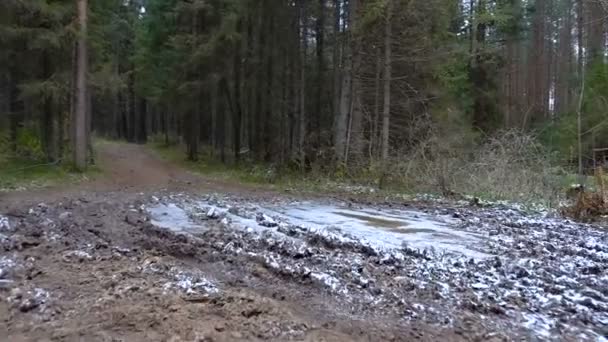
[{"xmin": 0, "ymin": 142, "xmax": 476, "ymax": 341}]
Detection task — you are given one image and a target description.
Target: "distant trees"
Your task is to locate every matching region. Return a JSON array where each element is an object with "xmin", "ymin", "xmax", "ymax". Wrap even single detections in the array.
[{"xmin": 1, "ymin": 0, "xmax": 607, "ymax": 174}]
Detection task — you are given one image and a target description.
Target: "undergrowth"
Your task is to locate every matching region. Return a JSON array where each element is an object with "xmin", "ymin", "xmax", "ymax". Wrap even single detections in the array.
[
  {"xmin": 0, "ymin": 130, "xmax": 100, "ymax": 192},
  {"xmin": 149, "ymin": 131, "xmax": 583, "ymax": 209},
  {"xmin": 0, "ymin": 155, "xmax": 98, "ymax": 191}
]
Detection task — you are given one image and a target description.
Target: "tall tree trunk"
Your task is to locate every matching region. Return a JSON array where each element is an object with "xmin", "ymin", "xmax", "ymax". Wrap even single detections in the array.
[
  {"xmin": 381, "ymin": 0, "xmax": 393, "ymax": 163},
  {"xmin": 298, "ymin": 0, "xmax": 307, "ymax": 166},
  {"xmin": 332, "ymin": 0, "xmax": 342, "ymax": 143},
  {"xmin": 288, "ymin": 14, "xmax": 297, "ymax": 157},
  {"xmin": 233, "ymin": 20, "xmax": 243, "ymax": 163},
  {"xmin": 334, "ymin": 0, "xmax": 354, "ymax": 164},
  {"xmin": 9, "ymin": 75, "xmax": 19, "ymax": 154},
  {"xmin": 162, "ymin": 104, "xmax": 169, "ymax": 145},
  {"xmin": 577, "ymin": 0, "xmax": 584, "ymax": 77},
  {"xmin": 245, "ymin": 13, "xmax": 255, "ymax": 153},
  {"xmin": 586, "ymin": 0, "xmax": 606, "ymax": 63},
  {"xmin": 217, "ymin": 82, "xmax": 226, "ymax": 164},
  {"xmin": 74, "ymin": 0, "xmax": 88, "ymax": 171},
  {"xmin": 41, "ymin": 51, "xmax": 55, "ymax": 163},
  {"xmin": 470, "ymin": 0, "xmax": 495, "ymax": 132},
  {"xmin": 528, "ymin": 0, "xmax": 547, "ymax": 121},
  {"xmin": 345, "ymin": 0, "xmax": 363, "ymax": 166},
  {"xmin": 555, "ymin": 1, "xmax": 573, "ymax": 115},
  {"xmin": 264, "ymin": 7, "xmax": 275, "ymax": 162},
  {"xmin": 86, "ymin": 84, "xmax": 93, "ymax": 164},
  {"xmin": 315, "ymin": 0, "xmax": 325, "ymax": 147},
  {"xmin": 137, "ymin": 97, "xmax": 148, "ymax": 144},
  {"xmin": 504, "ymin": 0, "xmax": 521, "ymax": 127},
  {"xmin": 254, "ymin": 2, "xmax": 267, "ymax": 158},
  {"xmin": 127, "ymin": 71, "xmax": 136, "ymax": 142},
  {"xmin": 371, "ymin": 48, "xmax": 381, "ymax": 159}
]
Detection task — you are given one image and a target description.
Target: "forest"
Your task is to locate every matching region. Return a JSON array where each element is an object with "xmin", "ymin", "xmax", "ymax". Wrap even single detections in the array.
[
  {"xmin": 4, "ymin": 2, "xmax": 608, "ymax": 340},
  {"xmin": 1, "ymin": 0, "xmax": 608, "ymax": 201}
]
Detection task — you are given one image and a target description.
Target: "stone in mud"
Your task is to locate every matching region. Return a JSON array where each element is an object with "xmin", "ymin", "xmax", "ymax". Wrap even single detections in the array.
[
  {"xmin": 58, "ymin": 212, "xmax": 72, "ymax": 220},
  {"xmin": 515, "ymin": 267, "xmax": 530, "ymax": 279},
  {"xmin": 369, "ymin": 286, "xmax": 382, "ymax": 296},
  {"xmin": 125, "ymin": 212, "xmax": 146, "ymax": 226},
  {"xmin": 578, "ymin": 297, "xmax": 600, "ymax": 310},
  {"xmin": 582, "ymin": 265, "xmax": 602, "ymax": 275},
  {"xmin": 62, "ymin": 250, "xmax": 93, "ymax": 263},
  {"xmin": 206, "ymin": 208, "xmax": 220, "ymax": 219},
  {"xmin": 277, "ymin": 224, "xmax": 298, "ymax": 237},
  {"xmin": 0, "ymin": 216, "xmax": 10, "ymax": 230},
  {"xmin": 545, "ymin": 243, "xmax": 557, "ymax": 252},
  {"xmin": 18, "ymin": 298, "xmax": 41, "ymax": 312},
  {"xmin": 256, "ymin": 213, "xmax": 277, "ymax": 227}
]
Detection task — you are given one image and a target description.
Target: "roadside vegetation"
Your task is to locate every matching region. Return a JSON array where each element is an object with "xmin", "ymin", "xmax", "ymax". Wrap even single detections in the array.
[
  {"xmin": 150, "ymin": 131, "xmax": 583, "ymax": 210},
  {"xmin": 0, "ymin": 130, "xmax": 98, "ymax": 192}
]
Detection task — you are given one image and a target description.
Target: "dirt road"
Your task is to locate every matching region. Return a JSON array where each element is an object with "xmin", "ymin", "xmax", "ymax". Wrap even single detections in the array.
[
  {"xmin": 0, "ymin": 143, "xmax": 465, "ymax": 341},
  {"xmin": 1, "ymin": 142, "xmax": 606, "ymax": 341}
]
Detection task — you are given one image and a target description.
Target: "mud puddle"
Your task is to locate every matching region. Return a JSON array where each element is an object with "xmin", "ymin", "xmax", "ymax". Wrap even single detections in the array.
[
  {"xmin": 148, "ymin": 200, "xmax": 489, "ymax": 259},
  {"xmin": 269, "ymin": 203, "xmax": 489, "ymax": 258}
]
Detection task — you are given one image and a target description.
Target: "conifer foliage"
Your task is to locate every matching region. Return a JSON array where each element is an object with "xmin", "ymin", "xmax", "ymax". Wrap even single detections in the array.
[{"xmin": 0, "ymin": 0, "xmax": 607, "ymax": 173}]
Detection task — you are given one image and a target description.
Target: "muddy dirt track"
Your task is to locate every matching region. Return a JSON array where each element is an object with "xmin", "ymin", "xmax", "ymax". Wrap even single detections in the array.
[
  {"xmin": 0, "ymin": 143, "xmax": 458, "ymax": 341},
  {"xmin": 1, "ymin": 142, "xmax": 607, "ymax": 341}
]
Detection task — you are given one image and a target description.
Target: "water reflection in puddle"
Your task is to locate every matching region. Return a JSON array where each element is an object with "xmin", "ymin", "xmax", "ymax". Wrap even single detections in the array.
[{"xmin": 273, "ymin": 204, "xmax": 490, "ymax": 259}]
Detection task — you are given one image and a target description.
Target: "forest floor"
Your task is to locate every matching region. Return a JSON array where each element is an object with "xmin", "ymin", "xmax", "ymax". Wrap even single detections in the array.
[{"xmin": 0, "ymin": 141, "xmax": 607, "ymax": 341}]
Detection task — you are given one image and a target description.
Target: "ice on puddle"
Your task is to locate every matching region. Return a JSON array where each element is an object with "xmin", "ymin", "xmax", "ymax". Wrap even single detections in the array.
[
  {"xmin": 147, "ymin": 203, "xmax": 202, "ymax": 232},
  {"xmin": 268, "ymin": 203, "xmax": 490, "ymax": 259}
]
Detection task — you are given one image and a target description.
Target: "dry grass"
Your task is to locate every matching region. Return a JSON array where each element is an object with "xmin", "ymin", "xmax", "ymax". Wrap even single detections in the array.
[
  {"xmin": 383, "ymin": 130, "xmax": 567, "ymax": 206},
  {"xmin": 562, "ymin": 167, "xmax": 608, "ymax": 221}
]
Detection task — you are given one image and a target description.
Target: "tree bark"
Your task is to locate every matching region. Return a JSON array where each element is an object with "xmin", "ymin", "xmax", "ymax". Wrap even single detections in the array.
[
  {"xmin": 137, "ymin": 97, "xmax": 147, "ymax": 144},
  {"xmin": 586, "ymin": 0, "xmax": 606, "ymax": 63},
  {"xmin": 298, "ymin": 0, "xmax": 307, "ymax": 166},
  {"xmin": 41, "ymin": 51, "xmax": 56, "ymax": 163},
  {"xmin": 245, "ymin": 12, "xmax": 255, "ymax": 153},
  {"xmin": 254, "ymin": 3, "xmax": 267, "ymax": 158},
  {"xmin": 371, "ymin": 48, "xmax": 381, "ymax": 159},
  {"xmin": 332, "ymin": 0, "xmax": 341, "ymax": 128},
  {"xmin": 74, "ymin": 0, "xmax": 88, "ymax": 171},
  {"xmin": 9, "ymin": 75, "xmax": 19, "ymax": 154},
  {"xmin": 555, "ymin": 0, "xmax": 572, "ymax": 115},
  {"xmin": 381, "ymin": 0, "xmax": 392, "ymax": 163},
  {"xmin": 334, "ymin": 0, "xmax": 353, "ymax": 164},
  {"xmin": 346, "ymin": 0, "xmax": 363, "ymax": 166},
  {"xmin": 577, "ymin": 0, "xmax": 584, "ymax": 77},
  {"xmin": 315, "ymin": 0, "xmax": 325, "ymax": 146},
  {"xmin": 233, "ymin": 19, "xmax": 244, "ymax": 163}
]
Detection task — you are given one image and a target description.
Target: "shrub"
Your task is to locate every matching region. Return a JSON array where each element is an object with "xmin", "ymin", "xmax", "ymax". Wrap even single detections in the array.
[{"xmin": 385, "ymin": 129, "xmax": 567, "ymax": 205}]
